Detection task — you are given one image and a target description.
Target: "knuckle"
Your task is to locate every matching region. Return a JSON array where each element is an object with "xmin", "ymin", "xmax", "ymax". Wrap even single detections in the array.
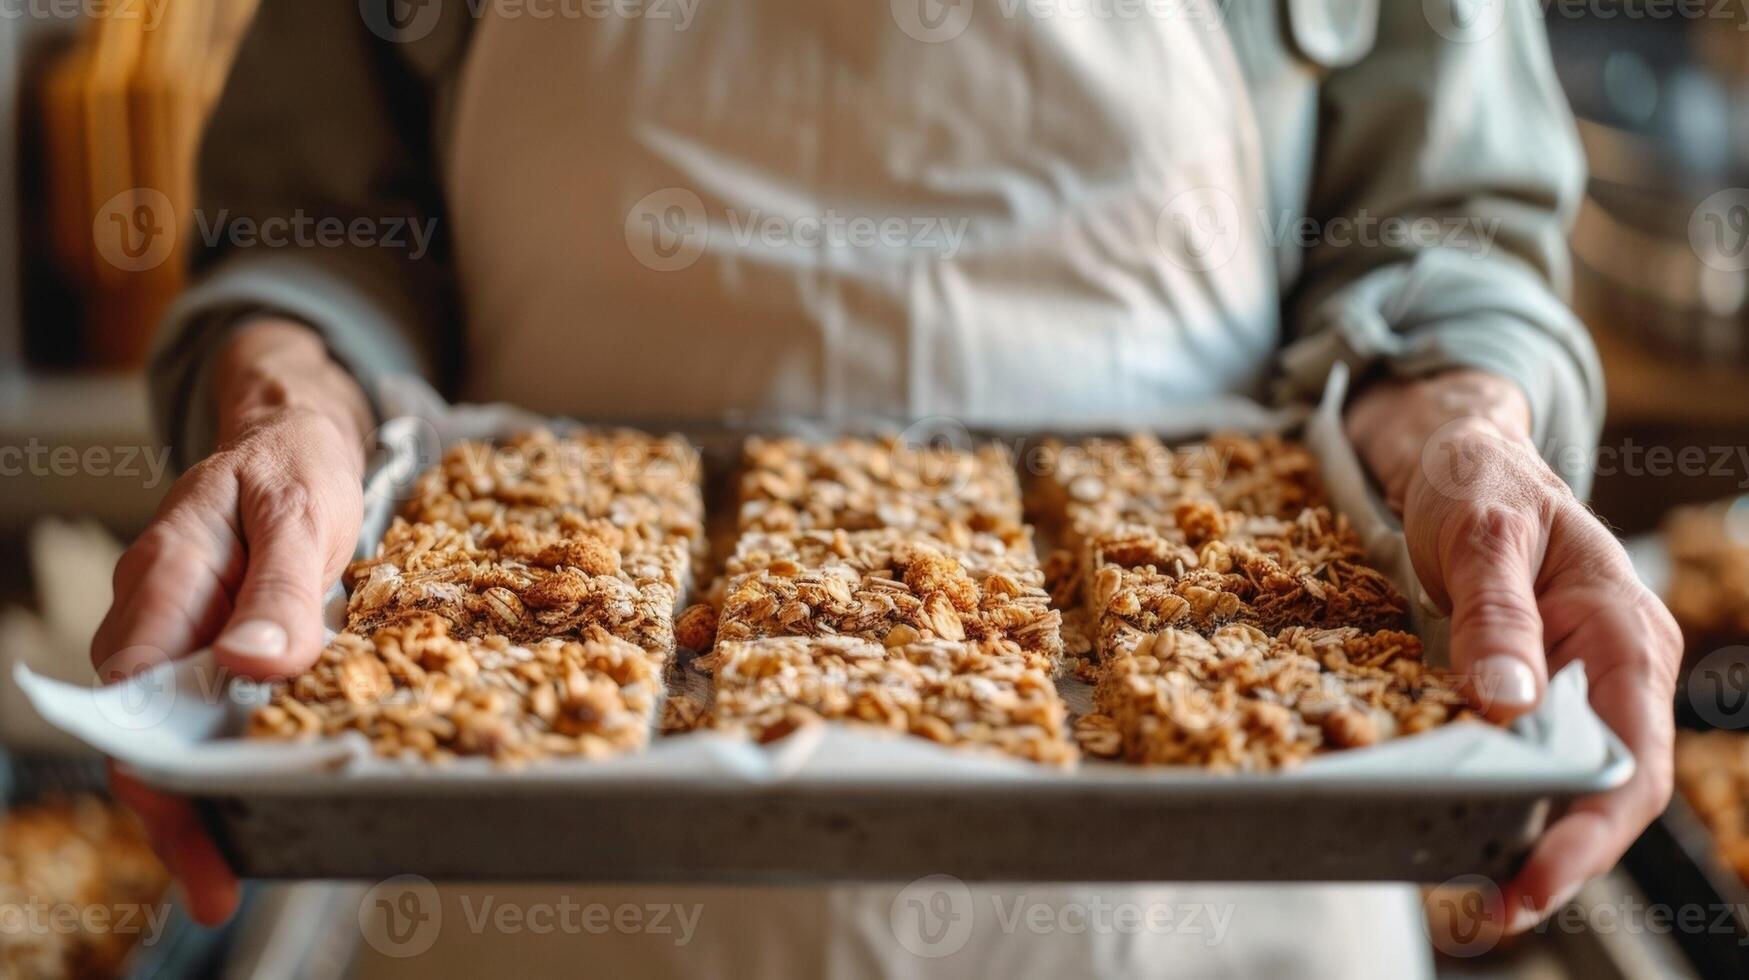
[
  {"xmin": 1461, "ymin": 505, "xmax": 1540, "ymax": 555},
  {"xmin": 116, "ymin": 524, "xmax": 200, "ymax": 586},
  {"xmin": 247, "ymin": 479, "xmax": 324, "ymax": 538}
]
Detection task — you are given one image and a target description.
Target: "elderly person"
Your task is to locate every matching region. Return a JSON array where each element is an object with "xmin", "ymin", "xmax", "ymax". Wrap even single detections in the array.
[{"xmin": 93, "ymin": 0, "xmax": 1679, "ymax": 974}]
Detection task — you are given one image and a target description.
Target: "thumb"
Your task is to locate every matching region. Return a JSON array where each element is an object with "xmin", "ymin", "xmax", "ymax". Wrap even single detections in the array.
[
  {"xmin": 212, "ymin": 491, "xmax": 335, "ymax": 679},
  {"xmin": 1428, "ymin": 505, "xmax": 1550, "ymax": 724}
]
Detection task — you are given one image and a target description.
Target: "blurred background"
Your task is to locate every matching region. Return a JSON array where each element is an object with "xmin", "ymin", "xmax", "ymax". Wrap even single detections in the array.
[{"xmin": 3, "ymin": 2, "xmax": 1749, "ymax": 978}]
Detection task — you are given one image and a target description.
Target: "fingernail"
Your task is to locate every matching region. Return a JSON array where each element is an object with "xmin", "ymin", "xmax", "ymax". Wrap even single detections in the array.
[
  {"xmin": 1474, "ymin": 655, "xmax": 1539, "ymax": 710},
  {"xmin": 218, "ymin": 619, "xmax": 287, "ymax": 660},
  {"xmin": 1508, "ymin": 881, "xmax": 1581, "ymax": 934}
]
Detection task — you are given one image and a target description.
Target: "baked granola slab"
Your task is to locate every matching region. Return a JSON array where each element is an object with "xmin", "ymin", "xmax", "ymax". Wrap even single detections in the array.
[
  {"xmin": 700, "ymin": 636, "xmax": 1075, "ymax": 765},
  {"xmin": 1026, "ymin": 433, "xmax": 1326, "ymax": 549},
  {"xmin": 726, "ymin": 526, "xmax": 1038, "ymax": 581},
  {"xmin": 248, "ymin": 614, "xmax": 663, "ymax": 764},
  {"xmin": 715, "ymin": 533, "xmax": 1064, "ymax": 672},
  {"xmin": 402, "ymin": 429, "xmax": 707, "ymax": 585},
  {"xmin": 1086, "ymin": 512, "xmax": 1409, "ymax": 661},
  {"xmin": 344, "ymin": 519, "xmax": 680, "ymax": 654},
  {"xmin": 1081, "ymin": 625, "xmax": 1469, "ymax": 770},
  {"xmin": 1675, "ymin": 729, "xmax": 1749, "ymax": 885},
  {"xmin": 248, "ymin": 427, "xmax": 704, "ymax": 765},
  {"xmin": 0, "ymin": 798, "xmax": 168, "ymax": 978},
  {"xmin": 737, "ymin": 435, "xmax": 1025, "ymax": 535},
  {"xmin": 1662, "ymin": 502, "xmax": 1749, "ymax": 652}
]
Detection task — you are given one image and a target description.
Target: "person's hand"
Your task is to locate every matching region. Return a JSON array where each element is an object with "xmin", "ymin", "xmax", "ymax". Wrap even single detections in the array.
[
  {"xmin": 90, "ymin": 319, "xmax": 370, "ymax": 925},
  {"xmin": 1347, "ymin": 370, "xmax": 1681, "ymax": 935}
]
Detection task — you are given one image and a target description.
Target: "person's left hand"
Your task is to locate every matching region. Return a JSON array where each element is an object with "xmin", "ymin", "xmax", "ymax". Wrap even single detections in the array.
[{"xmin": 1346, "ymin": 370, "xmax": 1681, "ymax": 935}]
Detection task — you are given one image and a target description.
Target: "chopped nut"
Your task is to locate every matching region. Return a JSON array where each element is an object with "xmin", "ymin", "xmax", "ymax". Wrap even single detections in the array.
[{"xmin": 674, "ymin": 603, "xmax": 719, "ymax": 652}]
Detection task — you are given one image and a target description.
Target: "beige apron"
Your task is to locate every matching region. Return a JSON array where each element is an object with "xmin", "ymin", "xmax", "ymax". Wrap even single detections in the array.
[
  {"xmin": 402, "ymin": 5, "xmax": 1429, "ymax": 977},
  {"xmin": 444, "ymin": 1, "xmax": 1278, "ymax": 424}
]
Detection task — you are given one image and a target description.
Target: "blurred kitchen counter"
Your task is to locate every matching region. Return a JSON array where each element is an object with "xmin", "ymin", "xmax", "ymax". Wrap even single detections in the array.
[{"xmin": 0, "ymin": 370, "xmax": 162, "ymax": 534}]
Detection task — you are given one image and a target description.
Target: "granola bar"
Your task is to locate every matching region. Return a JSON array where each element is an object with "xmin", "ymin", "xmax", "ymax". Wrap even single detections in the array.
[
  {"xmin": 1663, "ymin": 502, "xmax": 1749, "ymax": 651},
  {"xmin": 1086, "ymin": 507, "xmax": 1409, "ymax": 659},
  {"xmin": 1083, "ymin": 625, "xmax": 1469, "ymax": 770},
  {"xmin": 715, "ymin": 533, "xmax": 1064, "ymax": 671},
  {"xmin": 701, "ymin": 636, "xmax": 1074, "ymax": 765},
  {"xmin": 738, "ymin": 435, "xmax": 1025, "ymax": 535},
  {"xmin": 248, "ymin": 614, "xmax": 662, "ymax": 763},
  {"xmin": 402, "ymin": 429, "xmax": 707, "ymax": 585},
  {"xmin": 1675, "ymin": 730, "xmax": 1749, "ymax": 885},
  {"xmin": 727, "ymin": 526, "xmax": 1040, "ymax": 582},
  {"xmin": 344, "ymin": 518, "xmax": 679, "ymax": 654},
  {"xmin": 0, "ymin": 798, "xmax": 168, "ymax": 979},
  {"xmin": 1026, "ymin": 433, "xmax": 1326, "ymax": 550}
]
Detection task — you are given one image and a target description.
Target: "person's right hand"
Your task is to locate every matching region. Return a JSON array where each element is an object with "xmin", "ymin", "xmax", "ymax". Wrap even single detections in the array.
[{"xmin": 90, "ymin": 319, "xmax": 370, "ymax": 924}]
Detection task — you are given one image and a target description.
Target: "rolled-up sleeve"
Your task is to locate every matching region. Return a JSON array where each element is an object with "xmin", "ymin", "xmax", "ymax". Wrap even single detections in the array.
[
  {"xmin": 1278, "ymin": 0, "xmax": 1603, "ymax": 493},
  {"xmin": 149, "ymin": 0, "xmax": 457, "ymax": 469}
]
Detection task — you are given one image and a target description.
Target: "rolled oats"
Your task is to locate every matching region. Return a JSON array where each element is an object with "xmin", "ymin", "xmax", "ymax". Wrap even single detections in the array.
[
  {"xmin": 1088, "ymin": 508, "xmax": 1408, "ymax": 660},
  {"xmin": 402, "ymin": 429, "xmax": 707, "ymax": 588},
  {"xmin": 737, "ymin": 435, "xmax": 1025, "ymax": 536},
  {"xmin": 249, "ymin": 614, "xmax": 662, "ymax": 764},
  {"xmin": 700, "ymin": 636, "xmax": 1075, "ymax": 765},
  {"xmin": 1092, "ymin": 625, "xmax": 1469, "ymax": 770},
  {"xmin": 1026, "ymin": 432, "xmax": 1325, "ymax": 554},
  {"xmin": 715, "ymin": 531, "xmax": 1063, "ymax": 672}
]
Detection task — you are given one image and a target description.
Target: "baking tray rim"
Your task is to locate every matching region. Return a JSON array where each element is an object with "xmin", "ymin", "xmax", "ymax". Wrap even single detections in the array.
[{"xmin": 129, "ymin": 722, "xmax": 1636, "ymax": 801}]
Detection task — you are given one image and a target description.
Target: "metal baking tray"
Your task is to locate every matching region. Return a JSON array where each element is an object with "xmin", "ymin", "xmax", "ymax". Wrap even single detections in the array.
[
  {"xmin": 181, "ymin": 756, "xmax": 1624, "ymax": 883},
  {"xmin": 20, "ymin": 374, "xmax": 1636, "ymax": 884}
]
